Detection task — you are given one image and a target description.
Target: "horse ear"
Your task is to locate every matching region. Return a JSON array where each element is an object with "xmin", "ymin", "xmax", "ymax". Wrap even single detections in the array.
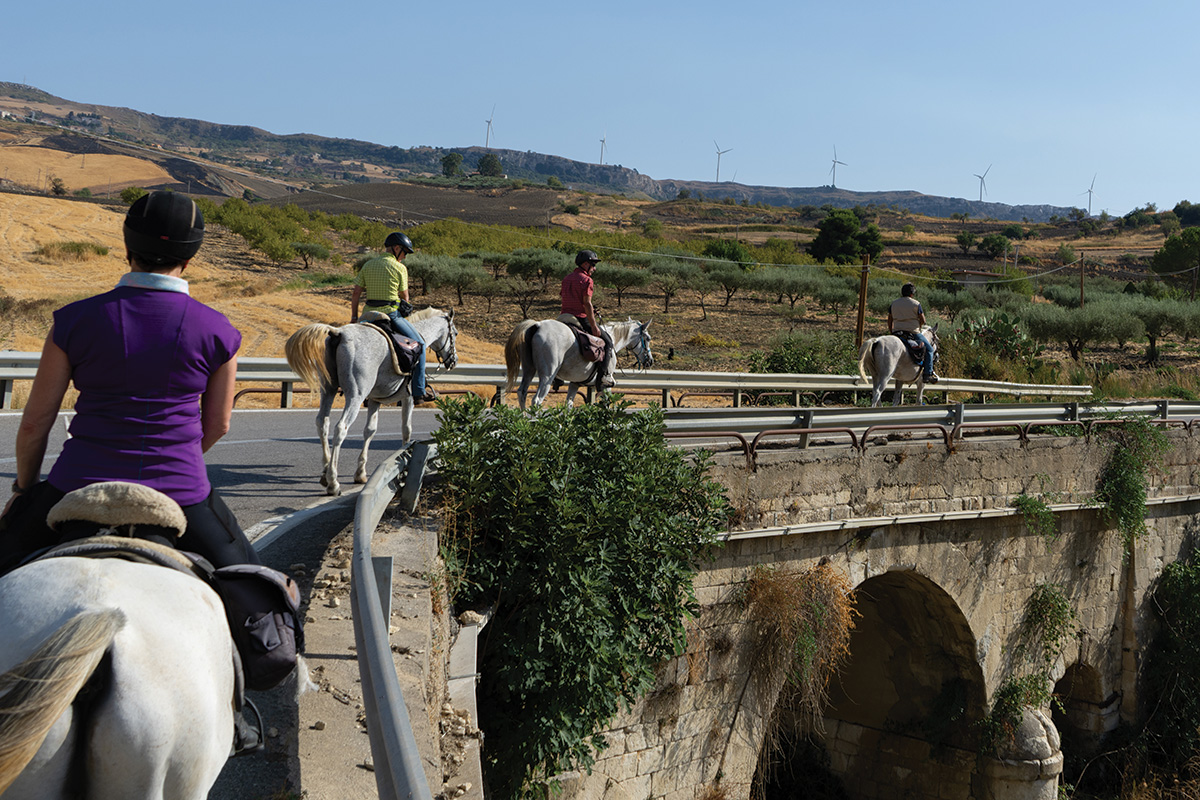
[
  {"xmin": 644, "ymin": 319, "xmax": 653, "ymax": 328},
  {"xmin": 447, "ymin": 308, "xmax": 455, "ymax": 320}
]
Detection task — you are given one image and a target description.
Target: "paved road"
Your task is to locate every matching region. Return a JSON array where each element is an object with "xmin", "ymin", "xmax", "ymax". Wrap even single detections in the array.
[{"xmin": 0, "ymin": 406, "xmax": 443, "ymax": 531}]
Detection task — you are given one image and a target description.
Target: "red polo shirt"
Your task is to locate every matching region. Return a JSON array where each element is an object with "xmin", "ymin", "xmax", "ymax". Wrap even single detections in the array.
[{"xmin": 561, "ymin": 267, "xmax": 594, "ymax": 317}]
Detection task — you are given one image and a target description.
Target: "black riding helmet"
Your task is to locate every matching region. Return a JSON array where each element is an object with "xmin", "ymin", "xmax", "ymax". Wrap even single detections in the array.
[
  {"xmin": 575, "ymin": 249, "xmax": 600, "ymax": 267},
  {"xmin": 384, "ymin": 231, "xmax": 415, "ymax": 254},
  {"xmin": 124, "ymin": 192, "xmax": 205, "ymax": 267}
]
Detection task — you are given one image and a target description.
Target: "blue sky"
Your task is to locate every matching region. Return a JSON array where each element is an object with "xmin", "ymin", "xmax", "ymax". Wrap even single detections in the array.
[{"xmin": 5, "ymin": 0, "xmax": 1196, "ymax": 217}]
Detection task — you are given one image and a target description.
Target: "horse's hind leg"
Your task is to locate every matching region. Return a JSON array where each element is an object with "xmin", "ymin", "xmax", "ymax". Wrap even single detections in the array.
[
  {"xmin": 316, "ymin": 388, "xmax": 336, "ymax": 487},
  {"xmin": 356, "ymin": 401, "xmax": 381, "ymax": 484},
  {"xmin": 892, "ymin": 379, "xmax": 906, "ymax": 406},
  {"xmin": 327, "ymin": 396, "xmax": 365, "ymax": 496},
  {"xmin": 517, "ymin": 368, "xmax": 534, "ymax": 411}
]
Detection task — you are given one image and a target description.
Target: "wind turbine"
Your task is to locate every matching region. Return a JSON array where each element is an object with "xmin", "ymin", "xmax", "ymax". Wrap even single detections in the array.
[
  {"xmin": 484, "ymin": 105, "xmax": 495, "ymax": 148},
  {"xmin": 714, "ymin": 141, "xmax": 732, "ymax": 182},
  {"xmin": 829, "ymin": 147, "xmax": 847, "ymax": 188},
  {"xmin": 974, "ymin": 164, "xmax": 991, "ymax": 202},
  {"xmin": 1082, "ymin": 174, "xmax": 1097, "ymax": 216},
  {"xmin": 599, "ymin": 132, "xmax": 607, "ymax": 165}
]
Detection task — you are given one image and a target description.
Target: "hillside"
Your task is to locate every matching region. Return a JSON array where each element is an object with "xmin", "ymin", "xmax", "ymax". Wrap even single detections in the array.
[{"xmin": 0, "ymin": 82, "xmax": 1078, "ymax": 222}]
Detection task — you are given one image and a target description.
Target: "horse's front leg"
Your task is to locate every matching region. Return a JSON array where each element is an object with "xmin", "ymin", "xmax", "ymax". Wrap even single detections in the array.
[
  {"xmin": 400, "ymin": 393, "xmax": 414, "ymax": 445},
  {"xmin": 915, "ymin": 377, "xmax": 926, "ymax": 406},
  {"xmin": 356, "ymin": 400, "xmax": 381, "ymax": 484},
  {"xmin": 564, "ymin": 384, "xmax": 579, "ymax": 407}
]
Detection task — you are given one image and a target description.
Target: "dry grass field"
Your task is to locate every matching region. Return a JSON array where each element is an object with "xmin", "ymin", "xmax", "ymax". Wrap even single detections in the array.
[
  {"xmin": 3, "ymin": 180, "xmax": 1197, "ymax": 413},
  {"xmin": 0, "ymin": 192, "xmax": 504, "ymax": 408}
]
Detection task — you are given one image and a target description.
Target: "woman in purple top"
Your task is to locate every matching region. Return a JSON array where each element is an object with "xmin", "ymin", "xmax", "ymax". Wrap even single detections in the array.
[{"xmin": 1, "ymin": 192, "xmax": 259, "ymax": 572}]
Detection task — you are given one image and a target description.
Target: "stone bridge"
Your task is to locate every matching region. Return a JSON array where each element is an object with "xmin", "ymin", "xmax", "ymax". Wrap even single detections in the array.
[{"xmin": 558, "ymin": 427, "xmax": 1200, "ymax": 800}]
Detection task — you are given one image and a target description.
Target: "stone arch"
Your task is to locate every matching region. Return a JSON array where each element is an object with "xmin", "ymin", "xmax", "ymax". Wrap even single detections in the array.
[
  {"xmin": 754, "ymin": 568, "xmax": 988, "ymax": 800},
  {"xmin": 1053, "ymin": 662, "xmax": 1119, "ymax": 770}
]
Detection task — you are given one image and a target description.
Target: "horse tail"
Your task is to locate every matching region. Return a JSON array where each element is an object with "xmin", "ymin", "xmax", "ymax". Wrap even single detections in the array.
[
  {"xmin": 504, "ymin": 320, "xmax": 538, "ymax": 390},
  {"xmin": 857, "ymin": 338, "xmax": 875, "ymax": 383},
  {"xmin": 285, "ymin": 323, "xmax": 339, "ymax": 391},
  {"xmin": 0, "ymin": 609, "xmax": 126, "ymax": 794}
]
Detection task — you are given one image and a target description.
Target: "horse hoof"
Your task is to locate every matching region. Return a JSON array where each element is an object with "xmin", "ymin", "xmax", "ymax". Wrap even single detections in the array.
[
  {"xmin": 319, "ymin": 474, "xmax": 328, "ymax": 487},
  {"xmin": 327, "ymin": 485, "xmax": 342, "ymax": 497},
  {"xmin": 355, "ymin": 475, "xmax": 368, "ymax": 484}
]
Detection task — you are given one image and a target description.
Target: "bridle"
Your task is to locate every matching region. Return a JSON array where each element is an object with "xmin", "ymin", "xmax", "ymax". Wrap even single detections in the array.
[
  {"xmin": 429, "ymin": 315, "xmax": 458, "ymax": 370},
  {"xmin": 629, "ymin": 323, "xmax": 653, "ymax": 369}
]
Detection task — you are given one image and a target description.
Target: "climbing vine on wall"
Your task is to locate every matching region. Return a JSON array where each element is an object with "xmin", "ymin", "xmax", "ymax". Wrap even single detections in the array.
[
  {"xmin": 978, "ymin": 583, "xmax": 1077, "ymax": 753},
  {"xmin": 1094, "ymin": 416, "xmax": 1169, "ymax": 555}
]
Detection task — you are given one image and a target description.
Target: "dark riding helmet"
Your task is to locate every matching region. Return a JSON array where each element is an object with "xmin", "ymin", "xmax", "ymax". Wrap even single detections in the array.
[
  {"xmin": 901, "ymin": 283, "xmax": 916, "ymax": 297},
  {"xmin": 384, "ymin": 231, "xmax": 415, "ymax": 253},
  {"xmin": 575, "ymin": 249, "xmax": 600, "ymax": 267},
  {"xmin": 123, "ymin": 192, "xmax": 204, "ymax": 267}
]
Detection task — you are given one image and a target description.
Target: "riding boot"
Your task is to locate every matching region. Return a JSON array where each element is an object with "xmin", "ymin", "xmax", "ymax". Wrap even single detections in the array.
[
  {"xmin": 596, "ymin": 330, "xmax": 616, "ymax": 389},
  {"xmin": 231, "ymin": 698, "xmax": 265, "ymax": 757}
]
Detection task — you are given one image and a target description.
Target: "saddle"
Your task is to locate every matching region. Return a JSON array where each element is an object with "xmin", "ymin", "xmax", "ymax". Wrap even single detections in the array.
[
  {"xmin": 892, "ymin": 330, "xmax": 927, "ymax": 366},
  {"xmin": 359, "ymin": 312, "xmax": 422, "ymax": 374},
  {"xmin": 560, "ymin": 318, "xmax": 606, "ymax": 363},
  {"xmin": 36, "ymin": 482, "xmax": 304, "ymax": 693}
]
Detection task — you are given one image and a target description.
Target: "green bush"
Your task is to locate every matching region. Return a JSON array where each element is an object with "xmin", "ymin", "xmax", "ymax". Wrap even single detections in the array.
[
  {"xmin": 748, "ymin": 330, "xmax": 858, "ymax": 376},
  {"xmin": 434, "ymin": 397, "xmax": 728, "ymax": 799}
]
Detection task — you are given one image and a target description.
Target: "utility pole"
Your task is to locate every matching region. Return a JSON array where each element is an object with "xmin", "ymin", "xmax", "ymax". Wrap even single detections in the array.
[
  {"xmin": 855, "ymin": 255, "xmax": 870, "ymax": 349},
  {"xmin": 1079, "ymin": 256, "xmax": 1085, "ymax": 309}
]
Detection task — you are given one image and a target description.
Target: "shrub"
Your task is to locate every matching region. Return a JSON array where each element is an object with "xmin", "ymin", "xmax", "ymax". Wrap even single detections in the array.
[
  {"xmin": 434, "ymin": 397, "xmax": 728, "ymax": 799},
  {"xmin": 748, "ymin": 330, "xmax": 858, "ymax": 376},
  {"xmin": 33, "ymin": 241, "xmax": 110, "ymax": 260},
  {"xmin": 120, "ymin": 186, "xmax": 148, "ymax": 205}
]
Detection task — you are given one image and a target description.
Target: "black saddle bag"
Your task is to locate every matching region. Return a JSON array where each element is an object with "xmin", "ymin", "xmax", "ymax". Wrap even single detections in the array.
[
  {"xmin": 893, "ymin": 331, "xmax": 926, "ymax": 366},
  {"xmin": 366, "ymin": 320, "xmax": 423, "ymax": 373},
  {"xmin": 210, "ymin": 564, "xmax": 305, "ymax": 691}
]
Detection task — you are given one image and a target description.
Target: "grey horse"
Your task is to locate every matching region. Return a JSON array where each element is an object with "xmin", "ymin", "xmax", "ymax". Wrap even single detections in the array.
[
  {"xmin": 857, "ymin": 324, "xmax": 939, "ymax": 407},
  {"xmin": 502, "ymin": 318, "xmax": 653, "ymax": 410},
  {"xmin": 285, "ymin": 308, "xmax": 458, "ymax": 495}
]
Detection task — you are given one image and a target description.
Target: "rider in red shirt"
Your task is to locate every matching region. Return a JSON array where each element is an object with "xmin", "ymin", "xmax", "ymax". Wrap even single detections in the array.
[{"xmin": 558, "ymin": 250, "xmax": 615, "ymax": 388}]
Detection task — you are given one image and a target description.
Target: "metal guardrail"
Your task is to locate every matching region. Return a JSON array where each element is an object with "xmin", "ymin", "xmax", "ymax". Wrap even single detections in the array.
[
  {"xmin": 0, "ymin": 351, "xmax": 1092, "ymax": 410},
  {"xmin": 351, "ymin": 446, "xmax": 434, "ymax": 800}
]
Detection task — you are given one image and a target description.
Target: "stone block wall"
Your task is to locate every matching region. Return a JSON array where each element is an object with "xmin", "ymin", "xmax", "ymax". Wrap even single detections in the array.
[{"xmin": 557, "ymin": 430, "xmax": 1200, "ymax": 800}]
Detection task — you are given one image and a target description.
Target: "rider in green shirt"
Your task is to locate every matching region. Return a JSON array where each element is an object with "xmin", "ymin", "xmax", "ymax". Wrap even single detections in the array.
[{"xmin": 350, "ymin": 232, "xmax": 437, "ymax": 404}]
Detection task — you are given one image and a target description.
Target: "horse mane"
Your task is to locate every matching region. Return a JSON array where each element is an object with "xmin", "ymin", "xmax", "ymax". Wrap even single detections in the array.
[{"xmin": 408, "ymin": 306, "xmax": 444, "ymax": 322}]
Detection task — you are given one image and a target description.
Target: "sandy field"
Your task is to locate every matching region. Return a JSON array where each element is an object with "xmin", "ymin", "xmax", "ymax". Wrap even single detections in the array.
[{"xmin": 0, "ymin": 193, "xmax": 503, "ymax": 407}]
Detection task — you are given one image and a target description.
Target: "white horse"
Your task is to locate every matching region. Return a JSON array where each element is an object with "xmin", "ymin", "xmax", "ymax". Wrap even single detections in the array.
[
  {"xmin": 858, "ymin": 324, "xmax": 940, "ymax": 407},
  {"xmin": 285, "ymin": 308, "xmax": 458, "ymax": 496},
  {"xmin": 502, "ymin": 318, "xmax": 653, "ymax": 410},
  {"xmin": 0, "ymin": 558, "xmax": 234, "ymax": 800}
]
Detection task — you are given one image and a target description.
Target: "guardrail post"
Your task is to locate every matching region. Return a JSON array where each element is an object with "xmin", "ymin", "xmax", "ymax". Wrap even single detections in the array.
[
  {"xmin": 1159, "ymin": 399, "xmax": 1170, "ymax": 419},
  {"xmin": 281, "ymin": 381, "xmax": 293, "ymax": 409},
  {"xmin": 372, "ymin": 555, "xmax": 394, "ymax": 621},
  {"xmin": 1067, "ymin": 402, "xmax": 1080, "ymax": 422},
  {"xmin": 399, "ymin": 442, "xmax": 431, "ymax": 514},
  {"xmin": 0, "ymin": 378, "xmax": 12, "ymax": 410},
  {"xmin": 953, "ymin": 403, "xmax": 965, "ymax": 428},
  {"xmin": 733, "ymin": 391, "xmax": 742, "ymax": 408},
  {"xmin": 662, "ymin": 388, "xmax": 671, "ymax": 407},
  {"xmin": 798, "ymin": 410, "xmax": 815, "ymax": 449}
]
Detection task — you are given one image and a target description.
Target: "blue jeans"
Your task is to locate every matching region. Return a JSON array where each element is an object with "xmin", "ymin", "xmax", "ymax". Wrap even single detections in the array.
[
  {"xmin": 388, "ymin": 311, "xmax": 428, "ymax": 396},
  {"xmin": 911, "ymin": 332, "xmax": 935, "ymax": 380}
]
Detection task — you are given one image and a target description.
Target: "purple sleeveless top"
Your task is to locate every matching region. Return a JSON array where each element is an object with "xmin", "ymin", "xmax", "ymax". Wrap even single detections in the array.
[{"xmin": 48, "ymin": 285, "xmax": 241, "ymax": 506}]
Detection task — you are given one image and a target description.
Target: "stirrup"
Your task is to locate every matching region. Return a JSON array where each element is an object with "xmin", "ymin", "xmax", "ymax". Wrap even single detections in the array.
[{"xmin": 231, "ymin": 698, "xmax": 265, "ymax": 757}]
